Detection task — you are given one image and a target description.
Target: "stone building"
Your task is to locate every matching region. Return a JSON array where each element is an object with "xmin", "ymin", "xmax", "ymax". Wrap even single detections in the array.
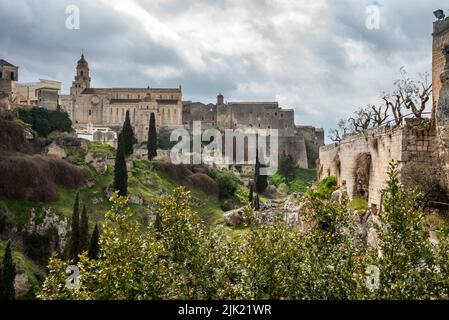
[
  {"xmin": 57, "ymin": 54, "xmax": 323, "ymax": 168},
  {"xmin": 60, "ymin": 54, "xmax": 183, "ymax": 142},
  {"xmin": 0, "ymin": 59, "xmax": 18, "ymax": 111},
  {"xmin": 318, "ymin": 13, "xmax": 449, "ymax": 210},
  {"xmin": 183, "ymin": 94, "xmax": 324, "ymax": 169},
  {"xmin": 15, "ymin": 79, "xmax": 61, "ymax": 110}
]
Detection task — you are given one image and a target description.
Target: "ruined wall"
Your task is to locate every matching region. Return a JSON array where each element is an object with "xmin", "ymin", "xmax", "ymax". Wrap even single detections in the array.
[
  {"xmin": 279, "ymin": 135, "xmax": 309, "ymax": 169},
  {"xmin": 433, "ymin": 18, "xmax": 449, "ymax": 107},
  {"xmin": 182, "ymin": 101, "xmax": 217, "ymax": 129},
  {"xmin": 319, "ymin": 123, "xmax": 436, "ymax": 208}
]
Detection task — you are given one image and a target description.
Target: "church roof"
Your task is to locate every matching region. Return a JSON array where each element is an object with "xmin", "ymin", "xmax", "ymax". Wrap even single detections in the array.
[
  {"xmin": 80, "ymin": 88, "xmax": 181, "ymax": 95},
  {"xmin": 110, "ymin": 99, "xmax": 141, "ymax": 104},
  {"xmin": 77, "ymin": 54, "xmax": 88, "ymax": 65},
  {"xmin": 0, "ymin": 59, "xmax": 17, "ymax": 68},
  {"xmin": 156, "ymin": 99, "xmax": 179, "ymax": 104}
]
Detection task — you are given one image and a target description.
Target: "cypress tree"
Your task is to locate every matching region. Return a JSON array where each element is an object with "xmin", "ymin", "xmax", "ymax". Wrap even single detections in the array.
[
  {"xmin": 254, "ymin": 149, "xmax": 268, "ymax": 194},
  {"xmin": 0, "ymin": 240, "xmax": 16, "ymax": 300},
  {"xmin": 147, "ymin": 112, "xmax": 157, "ymax": 160},
  {"xmin": 254, "ymin": 194, "xmax": 260, "ymax": 211},
  {"xmin": 122, "ymin": 110, "xmax": 135, "ymax": 156},
  {"xmin": 248, "ymin": 184, "xmax": 254, "ymax": 205},
  {"xmin": 70, "ymin": 192, "xmax": 80, "ymax": 261},
  {"xmin": 154, "ymin": 211, "xmax": 162, "ymax": 234},
  {"xmin": 88, "ymin": 224, "xmax": 100, "ymax": 260},
  {"xmin": 114, "ymin": 133, "xmax": 128, "ymax": 197},
  {"xmin": 79, "ymin": 205, "xmax": 89, "ymax": 253}
]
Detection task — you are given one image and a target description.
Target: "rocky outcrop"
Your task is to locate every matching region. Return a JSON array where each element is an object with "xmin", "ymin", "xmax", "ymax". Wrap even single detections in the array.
[
  {"xmin": 84, "ymin": 151, "xmax": 108, "ymax": 174},
  {"xmin": 24, "ymin": 208, "xmax": 68, "ymax": 252},
  {"xmin": 14, "ymin": 273, "xmax": 32, "ymax": 298},
  {"xmin": 46, "ymin": 142, "xmax": 67, "ymax": 159},
  {"xmin": 350, "ymin": 209, "xmax": 380, "ymax": 248},
  {"xmin": 224, "ymin": 208, "xmax": 244, "ymax": 226},
  {"xmin": 224, "ymin": 193, "xmax": 304, "ymax": 227}
]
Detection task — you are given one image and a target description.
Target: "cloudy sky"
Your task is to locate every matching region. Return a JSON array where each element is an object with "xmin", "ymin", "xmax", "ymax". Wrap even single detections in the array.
[{"xmin": 0, "ymin": 0, "xmax": 442, "ymax": 135}]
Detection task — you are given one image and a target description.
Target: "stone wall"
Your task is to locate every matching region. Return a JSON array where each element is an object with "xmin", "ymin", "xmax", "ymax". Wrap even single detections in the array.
[
  {"xmin": 318, "ymin": 122, "xmax": 436, "ymax": 208},
  {"xmin": 433, "ymin": 18, "xmax": 449, "ymax": 107}
]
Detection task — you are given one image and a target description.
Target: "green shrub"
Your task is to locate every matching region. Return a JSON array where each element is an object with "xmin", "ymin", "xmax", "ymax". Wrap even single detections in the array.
[
  {"xmin": 157, "ymin": 127, "xmax": 177, "ymax": 150},
  {"xmin": 278, "ymin": 183, "xmax": 289, "ymax": 195},
  {"xmin": 88, "ymin": 141, "xmax": 115, "ymax": 158},
  {"xmin": 208, "ymin": 169, "xmax": 240, "ymax": 199},
  {"xmin": 269, "ymin": 168, "xmax": 316, "ymax": 194},
  {"xmin": 17, "ymin": 107, "xmax": 72, "ymax": 137},
  {"xmin": 314, "ymin": 176, "xmax": 337, "ymax": 198},
  {"xmin": 349, "ymin": 198, "xmax": 368, "ymax": 211}
]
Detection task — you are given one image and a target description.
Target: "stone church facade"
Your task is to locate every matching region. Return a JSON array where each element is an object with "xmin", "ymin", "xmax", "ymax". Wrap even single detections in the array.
[{"xmin": 60, "ymin": 54, "xmax": 183, "ymax": 142}]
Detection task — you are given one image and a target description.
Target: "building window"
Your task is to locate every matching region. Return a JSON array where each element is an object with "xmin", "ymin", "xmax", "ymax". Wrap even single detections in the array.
[
  {"xmin": 80, "ymin": 71, "xmax": 84, "ymax": 76},
  {"xmin": 89, "ymin": 110, "xmax": 92, "ymax": 116},
  {"xmin": 10, "ymin": 72, "xmax": 14, "ymax": 80},
  {"xmin": 275, "ymin": 112, "xmax": 277, "ymax": 116},
  {"xmin": 281, "ymin": 114, "xmax": 283, "ymax": 118},
  {"xmin": 0, "ymin": 71, "xmax": 2, "ymax": 78}
]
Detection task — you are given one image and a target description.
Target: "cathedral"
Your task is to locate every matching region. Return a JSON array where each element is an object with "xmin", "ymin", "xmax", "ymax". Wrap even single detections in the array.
[
  {"xmin": 60, "ymin": 54, "xmax": 183, "ymax": 142},
  {"xmin": 59, "ymin": 54, "xmax": 324, "ymax": 168}
]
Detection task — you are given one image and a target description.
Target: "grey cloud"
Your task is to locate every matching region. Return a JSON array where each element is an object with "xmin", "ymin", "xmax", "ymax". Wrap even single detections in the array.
[{"xmin": 0, "ymin": 0, "xmax": 443, "ymax": 139}]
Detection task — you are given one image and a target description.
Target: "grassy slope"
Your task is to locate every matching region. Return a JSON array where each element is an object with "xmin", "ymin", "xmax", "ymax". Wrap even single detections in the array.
[
  {"xmin": 269, "ymin": 168, "xmax": 317, "ymax": 194},
  {"xmin": 0, "ymin": 240, "xmax": 45, "ymax": 300}
]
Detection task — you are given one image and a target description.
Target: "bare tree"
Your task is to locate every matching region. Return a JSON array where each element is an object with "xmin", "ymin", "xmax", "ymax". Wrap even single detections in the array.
[
  {"xmin": 382, "ymin": 93, "xmax": 403, "ymax": 126},
  {"xmin": 349, "ymin": 106, "xmax": 372, "ymax": 133},
  {"xmin": 328, "ymin": 119, "xmax": 350, "ymax": 143},
  {"xmin": 396, "ymin": 70, "xmax": 432, "ymax": 119},
  {"xmin": 370, "ymin": 104, "xmax": 389, "ymax": 126}
]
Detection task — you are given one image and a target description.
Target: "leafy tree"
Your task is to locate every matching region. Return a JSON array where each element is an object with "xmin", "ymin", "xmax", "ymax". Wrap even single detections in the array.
[
  {"xmin": 79, "ymin": 205, "xmax": 89, "ymax": 253},
  {"xmin": 114, "ymin": 133, "xmax": 128, "ymax": 197},
  {"xmin": 278, "ymin": 151, "xmax": 296, "ymax": 183},
  {"xmin": 88, "ymin": 224, "xmax": 100, "ymax": 260},
  {"xmin": 17, "ymin": 107, "xmax": 72, "ymax": 137},
  {"xmin": 371, "ymin": 161, "xmax": 438, "ymax": 299},
  {"xmin": 212, "ymin": 170, "xmax": 239, "ymax": 199},
  {"xmin": 158, "ymin": 127, "xmax": 176, "ymax": 150},
  {"xmin": 122, "ymin": 110, "xmax": 135, "ymax": 156},
  {"xmin": 69, "ymin": 192, "xmax": 80, "ymax": 261},
  {"xmin": 147, "ymin": 113, "xmax": 157, "ymax": 160},
  {"xmin": 0, "ymin": 240, "xmax": 16, "ymax": 300},
  {"xmin": 254, "ymin": 149, "xmax": 268, "ymax": 194}
]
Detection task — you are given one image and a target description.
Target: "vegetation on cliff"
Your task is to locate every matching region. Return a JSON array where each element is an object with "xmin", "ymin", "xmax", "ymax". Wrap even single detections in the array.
[{"xmin": 38, "ymin": 162, "xmax": 449, "ymax": 300}]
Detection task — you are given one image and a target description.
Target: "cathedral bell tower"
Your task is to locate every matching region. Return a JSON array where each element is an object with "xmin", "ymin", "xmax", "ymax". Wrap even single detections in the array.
[{"xmin": 70, "ymin": 53, "xmax": 91, "ymax": 97}]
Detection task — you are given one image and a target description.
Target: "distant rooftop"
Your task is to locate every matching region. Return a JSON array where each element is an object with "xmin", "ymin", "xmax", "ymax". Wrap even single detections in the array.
[{"xmin": 0, "ymin": 59, "xmax": 17, "ymax": 68}]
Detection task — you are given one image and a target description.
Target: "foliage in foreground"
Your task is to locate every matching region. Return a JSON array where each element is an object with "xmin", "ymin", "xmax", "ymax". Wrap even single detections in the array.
[{"xmin": 40, "ymin": 163, "xmax": 449, "ymax": 300}]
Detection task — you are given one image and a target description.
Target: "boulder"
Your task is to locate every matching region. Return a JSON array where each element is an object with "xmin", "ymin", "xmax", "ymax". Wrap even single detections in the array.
[
  {"xmin": 84, "ymin": 151, "xmax": 94, "ymax": 164},
  {"xmin": 46, "ymin": 142, "xmax": 67, "ymax": 159},
  {"xmin": 129, "ymin": 194, "xmax": 144, "ymax": 205},
  {"xmin": 224, "ymin": 208, "xmax": 244, "ymax": 226},
  {"xmin": 14, "ymin": 273, "xmax": 32, "ymax": 298},
  {"xmin": 263, "ymin": 185, "xmax": 278, "ymax": 196},
  {"xmin": 331, "ymin": 186, "xmax": 348, "ymax": 205},
  {"xmin": 89, "ymin": 160, "xmax": 107, "ymax": 175}
]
